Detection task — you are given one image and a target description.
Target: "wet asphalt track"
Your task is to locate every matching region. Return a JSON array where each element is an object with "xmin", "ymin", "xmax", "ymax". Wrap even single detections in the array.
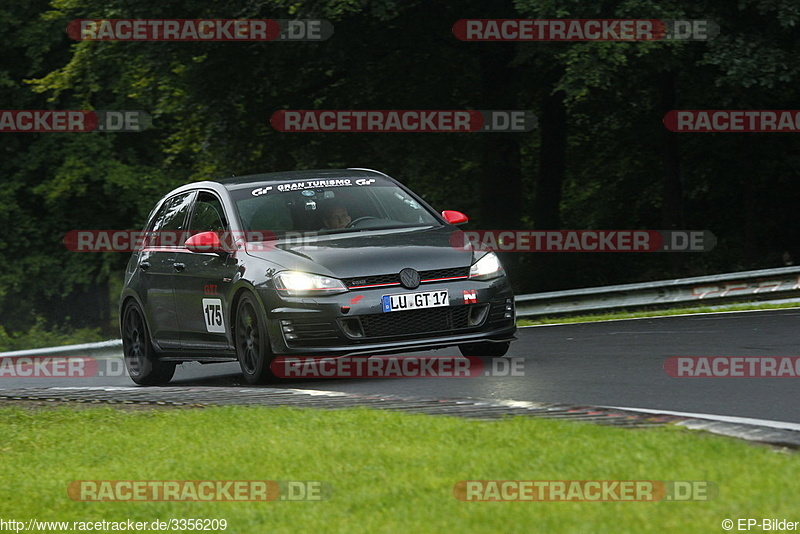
[{"xmin": 2, "ymin": 308, "xmax": 799, "ymax": 423}]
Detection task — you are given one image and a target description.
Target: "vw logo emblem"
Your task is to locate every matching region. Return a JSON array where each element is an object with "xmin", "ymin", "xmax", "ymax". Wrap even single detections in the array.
[{"xmin": 399, "ymin": 268, "xmax": 421, "ymax": 289}]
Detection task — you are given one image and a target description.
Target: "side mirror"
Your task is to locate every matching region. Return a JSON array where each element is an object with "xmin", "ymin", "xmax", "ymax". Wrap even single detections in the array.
[
  {"xmin": 442, "ymin": 210, "xmax": 469, "ymax": 225},
  {"xmin": 185, "ymin": 231, "xmax": 228, "ymax": 254}
]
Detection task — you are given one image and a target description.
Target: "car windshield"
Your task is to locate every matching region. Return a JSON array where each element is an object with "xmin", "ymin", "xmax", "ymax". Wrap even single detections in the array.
[{"xmin": 230, "ymin": 177, "xmax": 441, "ymax": 239}]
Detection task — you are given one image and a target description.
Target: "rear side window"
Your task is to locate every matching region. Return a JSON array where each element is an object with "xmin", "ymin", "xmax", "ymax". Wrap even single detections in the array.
[{"xmin": 147, "ymin": 192, "xmax": 194, "ymax": 247}]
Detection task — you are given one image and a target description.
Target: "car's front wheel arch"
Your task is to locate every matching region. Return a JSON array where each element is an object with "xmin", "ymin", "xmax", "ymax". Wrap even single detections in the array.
[
  {"xmin": 232, "ymin": 289, "xmax": 276, "ymax": 384},
  {"xmin": 120, "ymin": 299, "xmax": 176, "ymax": 385}
]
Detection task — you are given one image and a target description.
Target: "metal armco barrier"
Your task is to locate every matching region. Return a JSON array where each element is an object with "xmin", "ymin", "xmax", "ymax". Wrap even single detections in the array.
[
  {"xmin": 0, "ymin": 339, "xmax": 122, "ymax": 359},
  {"xmin": 3, "ymin": 266, "xmax": 800, "ymax": 357},
  {"xmin": 514, "ymin": 265, "xmax": 800, "ymax": 318}
]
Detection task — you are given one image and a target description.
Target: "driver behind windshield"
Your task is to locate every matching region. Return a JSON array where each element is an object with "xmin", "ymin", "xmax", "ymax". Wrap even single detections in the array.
[{"xmin": 321, "ymin": 202, "xmax": 352, "ymax": 229}]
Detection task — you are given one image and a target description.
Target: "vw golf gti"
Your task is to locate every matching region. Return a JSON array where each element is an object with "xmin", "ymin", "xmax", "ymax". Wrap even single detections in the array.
[{"xmin": 120, "ymin": 168, "xmax": 516, "ymax": 384}]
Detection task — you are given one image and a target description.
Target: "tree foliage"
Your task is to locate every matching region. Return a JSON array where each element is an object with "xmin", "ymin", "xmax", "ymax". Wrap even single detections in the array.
[{"xmin": 2, "ymin": 0, "xmax": 799, "ymax": 329}]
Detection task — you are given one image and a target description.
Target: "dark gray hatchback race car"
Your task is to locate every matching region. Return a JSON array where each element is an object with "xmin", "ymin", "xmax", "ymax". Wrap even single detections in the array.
[{"xmin": 120, "ymin": 168, "xmax": 516, "ymax": 385}]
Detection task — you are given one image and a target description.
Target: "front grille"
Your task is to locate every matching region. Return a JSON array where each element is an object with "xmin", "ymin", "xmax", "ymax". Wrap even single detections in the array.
[
  {"xmin": 359, "ymin": 306, "xmax": 472, "ymax": 338},
  {"xmin": 344, "ymin": 267, "xmax": 469, "ymax": 288},
  {"xmin": 343, "ymin": 273, "xmax": 399, "ymax": 288},
  {"xmin": 281, "ymin": 297, "xmax": 505, "ymax": 348},
  {"xmin": 420, "ymin": 267, "xmax": 470, "ymax": 280}
]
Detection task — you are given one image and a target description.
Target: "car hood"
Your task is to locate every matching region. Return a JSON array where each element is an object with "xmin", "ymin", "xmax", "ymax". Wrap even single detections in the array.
[{"xmin": 245, "ymin": 225, "xmax": 474, "ymax": 278}]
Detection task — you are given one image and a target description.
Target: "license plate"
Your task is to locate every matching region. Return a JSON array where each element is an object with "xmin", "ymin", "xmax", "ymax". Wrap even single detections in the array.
[{"xmin": 382, "ymin": 290, "xmax": 449, "ymax": 312}]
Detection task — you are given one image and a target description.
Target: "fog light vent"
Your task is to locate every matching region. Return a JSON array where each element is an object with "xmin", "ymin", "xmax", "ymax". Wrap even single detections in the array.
[
  {"xmin": 468, "ymin": 304, "xmax": 490, "ymax": 326},
  {"xmin": 340, "ymin": 318, "xmax": 364, "ymax": 338}
]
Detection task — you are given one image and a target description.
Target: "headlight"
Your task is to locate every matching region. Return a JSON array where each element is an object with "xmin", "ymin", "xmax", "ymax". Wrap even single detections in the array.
[
  {"xmin": 469, "ymin": 252, "xmax": 505, "ymax": 281},
  {"xmin": 273, "ymin": 271, "xmax": 348, "ymax": 296}
]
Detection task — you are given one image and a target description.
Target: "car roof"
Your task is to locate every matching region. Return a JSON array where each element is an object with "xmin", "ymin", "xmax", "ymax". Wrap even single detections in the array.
[{"xmin": 215, "ymin": 168, "xmax": 391, "ymax": 188}]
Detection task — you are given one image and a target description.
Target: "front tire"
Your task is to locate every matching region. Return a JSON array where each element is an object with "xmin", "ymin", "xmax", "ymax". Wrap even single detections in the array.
[
  {"xmin": 458, "ymin": 341, "xmax": 511, "ymax": 358},
  {"xmin": 235, "ymin": 293, "xmax": 275, "ymax": 384},
  {"xmin": 121, "ymin": 302, "xmax": 176, "ymax": 385}
]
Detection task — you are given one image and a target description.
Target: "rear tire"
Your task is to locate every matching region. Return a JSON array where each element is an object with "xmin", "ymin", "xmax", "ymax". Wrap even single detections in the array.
[
  {"xmin": 121, "ymin": 302, "xmax": 176, "ymax": 385},
  {"xmin": 458, "ymin": 341, "xmax": 511, "ymax": 358},
  {"xmin": 235, "ymin": 293, "xmax": 275, "ymax": 384}
]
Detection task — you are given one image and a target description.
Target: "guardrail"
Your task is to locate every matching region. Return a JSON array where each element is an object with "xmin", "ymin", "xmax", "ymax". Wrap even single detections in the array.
[
  {"xmin": 3, "ymin": 266, "xmax": 800, "ymax": 357},
  {"xmin": 515, "ymin": 265, "xmax": 800, "ymax": 318},
  {"xmin": 0, "ymin": 339, "xmax": 121, "ymax": 359}
]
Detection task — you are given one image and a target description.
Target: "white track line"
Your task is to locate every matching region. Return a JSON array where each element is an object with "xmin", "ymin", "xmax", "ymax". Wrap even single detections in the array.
[{"xmin": 599, "ymin": 405, "xmax": 800, "ymax": 431}]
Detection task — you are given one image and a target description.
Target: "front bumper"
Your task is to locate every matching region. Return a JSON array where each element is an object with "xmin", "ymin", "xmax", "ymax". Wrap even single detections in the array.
[{"xmin": 261, "ymin": 277, "xmax": 516, "ymax": 356}]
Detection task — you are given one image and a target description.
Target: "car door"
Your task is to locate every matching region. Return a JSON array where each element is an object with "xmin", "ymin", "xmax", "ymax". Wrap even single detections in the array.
[
  {"xmin": 139, "ymin": 191, "xmax": 195, "ymax": 349},
  {"xmin": 174, "ymin": 190, "xmax": 239, "ymax": 351}
]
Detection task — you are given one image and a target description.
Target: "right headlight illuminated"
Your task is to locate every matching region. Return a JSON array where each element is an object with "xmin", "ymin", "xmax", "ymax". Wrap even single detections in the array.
[
  {"xmin": 469, "ymin": 252, "xmax": 505, "ymax": 281},
  {"xmin": 273, "ymin": 271, "xmax": 349, "ymax": 296}
]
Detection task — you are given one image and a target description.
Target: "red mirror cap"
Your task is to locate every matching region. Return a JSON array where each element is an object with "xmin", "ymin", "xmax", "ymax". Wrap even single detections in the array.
[
  {"xmin": 185, "ymin": 231, "xmax": 226, "ymax": 253},
  {"xmin": 442, "ymin": 210, "xmax": 469, "ymax": 225}
]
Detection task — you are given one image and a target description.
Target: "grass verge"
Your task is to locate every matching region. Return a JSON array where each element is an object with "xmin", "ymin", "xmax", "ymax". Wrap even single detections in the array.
[
  {"xmin": 0, "ymin": 404, "xmax": 797, "ymax": 533},
  {"xmin": 517, "ymin": 301, "xmax": 800, "ymax": 326}
]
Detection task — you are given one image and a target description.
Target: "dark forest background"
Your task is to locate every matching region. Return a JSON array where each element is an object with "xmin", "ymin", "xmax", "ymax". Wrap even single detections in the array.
[{"xmin": 1, "ymin": 0, "xmax": 799, "ymax": 339}]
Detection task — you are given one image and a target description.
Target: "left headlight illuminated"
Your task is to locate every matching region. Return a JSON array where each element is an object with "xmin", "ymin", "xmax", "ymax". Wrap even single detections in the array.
[
  {"xmin": 273, "ymin": 271, "xmax": 349, "ymax": 296},
  {"xmin": 469, "ymin": 252, "xmax": 505, "ymax": 281}
]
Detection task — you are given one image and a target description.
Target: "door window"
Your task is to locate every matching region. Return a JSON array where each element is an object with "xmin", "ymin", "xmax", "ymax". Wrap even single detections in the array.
[{"xmin": 147, "ymin": 192, "xmax": 194, "ymax": 247}]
